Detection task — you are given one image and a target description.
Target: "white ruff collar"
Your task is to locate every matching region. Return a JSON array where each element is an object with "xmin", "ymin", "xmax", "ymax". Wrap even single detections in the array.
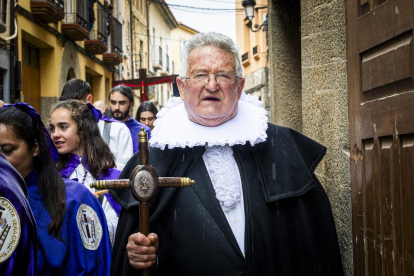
[{"xmin": 149, "ymin": 92, "xmax": 268, "ymax": 149}]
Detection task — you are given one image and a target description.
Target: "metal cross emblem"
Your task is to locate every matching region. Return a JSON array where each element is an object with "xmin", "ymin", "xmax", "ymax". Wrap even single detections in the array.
[{"xmin": 91, "ymin": 128, "xmax": 194, "ymax": 276}]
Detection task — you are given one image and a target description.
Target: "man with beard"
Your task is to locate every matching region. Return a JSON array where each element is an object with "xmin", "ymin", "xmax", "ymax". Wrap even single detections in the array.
[
  {"xmin": 108, "ymin": 85, "xmax": 151, "ymax": 154},
  {"xmin": 59, "ymin": 79, "xmax": 133, "ymax": 169}
]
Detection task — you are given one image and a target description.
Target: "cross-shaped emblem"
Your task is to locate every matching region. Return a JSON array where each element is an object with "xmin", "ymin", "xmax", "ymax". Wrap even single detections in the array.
[{"xmin": 91, "ymin": 128, "xmax": 194, "ymax": 276}]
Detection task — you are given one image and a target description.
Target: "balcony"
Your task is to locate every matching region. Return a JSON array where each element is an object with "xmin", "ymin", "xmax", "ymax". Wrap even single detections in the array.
[
  {"xmin": 103, "ymin": 16, "xmax": 123, "ymax": 66},
  {"xmin": 252, "ymin": 45, "xmax": 260, "ymax": 60},
  {"xmin": 241, "ymin": 51, "xmax": 250, "ymax": 66},
  {"xmin": 85, "ymin": 1, "xmax": 108, "ymax": 55},
  {"xmin": 62, "ymin": 0, "xmax": 89, "ymax": 41},
  {"xmin": 152, "ymin": 46, "xmax": 163, "ymax": 71},
  {"xmin": 31, "ymin": 0, "xmax": 64, "ymax": 24},
  {"xmin": 0, "ymin": 0, "xmax": 6, "ymax": 33}
]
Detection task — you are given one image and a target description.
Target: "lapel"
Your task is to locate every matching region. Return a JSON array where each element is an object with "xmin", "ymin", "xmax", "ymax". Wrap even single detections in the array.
[{"xmin": 182, "ymin": 147, "xmax": 245, "ymax": 259}]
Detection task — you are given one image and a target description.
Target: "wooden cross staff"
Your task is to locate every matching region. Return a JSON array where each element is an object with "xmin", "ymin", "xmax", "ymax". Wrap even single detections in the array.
[
  {"xmin": 113, "ymin": 68, "xmax": 178, "ymax": 102},
  {"xmin": 91, "ymin": 128, "xmax": 194, "ymax": 276}
]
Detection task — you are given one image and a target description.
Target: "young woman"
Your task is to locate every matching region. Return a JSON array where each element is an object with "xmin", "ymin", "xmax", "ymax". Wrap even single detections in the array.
[
  {"xmin": 135, "ymin": 101, "xmax": 158, "ymax": 130},
  {"xmin": 0, "ymin": 103, "xmax": 111, "ymax": 275},
  {"xmin": 49, "ymin": 99, "xmax": 121, "ymax": 244}
]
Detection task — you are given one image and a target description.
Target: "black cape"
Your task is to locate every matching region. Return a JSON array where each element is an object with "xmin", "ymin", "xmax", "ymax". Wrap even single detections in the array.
[{"xmin": 110, "ymin": 124, "xmax": 344, "ymax": 276}]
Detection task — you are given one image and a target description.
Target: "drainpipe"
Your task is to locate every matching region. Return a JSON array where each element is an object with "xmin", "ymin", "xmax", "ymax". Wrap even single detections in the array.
[
  {"xmin": 9, "ymin": 0, "xmax": 16, "ymax": 102},
  {"xmin": 129, "ymin": 0, "xmax": 134, "ymax": 78},
  {"xmin": 146, "ymin": 0, "xmax": 150, "ymax": 69}
]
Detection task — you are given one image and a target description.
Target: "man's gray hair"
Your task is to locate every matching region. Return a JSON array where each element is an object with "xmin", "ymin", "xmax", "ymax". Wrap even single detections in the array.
[{"xmin": 180, "ymin": 32, "xmax": 243, "ymax": 77}]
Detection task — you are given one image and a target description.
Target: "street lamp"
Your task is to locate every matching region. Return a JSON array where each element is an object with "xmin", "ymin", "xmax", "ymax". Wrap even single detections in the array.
[{"xmin": 242, "ymin": 0, "xmax": 268, "ymax": 32}]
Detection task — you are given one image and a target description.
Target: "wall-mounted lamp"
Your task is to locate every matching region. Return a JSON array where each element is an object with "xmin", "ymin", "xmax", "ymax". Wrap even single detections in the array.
[{"xmin": 242, "ymin": 0, "xmax": 268, "ymax": 32}]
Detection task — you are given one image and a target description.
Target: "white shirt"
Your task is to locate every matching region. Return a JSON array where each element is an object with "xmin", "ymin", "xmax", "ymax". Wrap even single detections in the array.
[
  {"xmin": 69, "ymin": 161, "xmax": 119, "ymax": 245},
  {"xmin": 149, "ymin": 93, "xmax": 268, "ymax": 255},
  {"xmin": 97, "ymin": 120, "xmax": 133, "ymax": 170}
]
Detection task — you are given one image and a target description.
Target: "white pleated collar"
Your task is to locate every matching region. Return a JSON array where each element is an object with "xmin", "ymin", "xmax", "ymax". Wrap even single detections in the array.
[{"xmin": 149, "ymin": 92, "xmax": 269, "ymax": 149}]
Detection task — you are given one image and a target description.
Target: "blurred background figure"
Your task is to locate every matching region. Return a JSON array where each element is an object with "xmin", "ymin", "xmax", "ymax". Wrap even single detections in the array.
[
  {"xmin": 108, "ymin": 85, "xmax": 151, "ymax": 154},
  {"xmin": 135, "ymin": 101, "xmax": 158, "ymax": 130},
  {"xmin": 0, "ymin": 103, "xmax": 111, "ymax": 275},
  {"xmin": 93, "ymin": 100, "xmax": 112, "ymax": 118},
  {"xmin": 0, "ymin": 100, "xmax": 4, "ymax": 108},
  {"xmin": 49, "ymin": 99, "xmax": 121, "ymax": 244},
  {"xmin": 93, "ymin": 100, "xmax": 108, "ymax": 114}
]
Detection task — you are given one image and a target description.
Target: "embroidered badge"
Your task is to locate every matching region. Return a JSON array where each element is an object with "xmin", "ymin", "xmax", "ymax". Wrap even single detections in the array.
[
  {"xmin": 0, "ymin": 197, "xmax": 21, "ymax": 263},
  {"xmin": 76, "ymin": 204, "xmax": 102, "ymax": 250}
]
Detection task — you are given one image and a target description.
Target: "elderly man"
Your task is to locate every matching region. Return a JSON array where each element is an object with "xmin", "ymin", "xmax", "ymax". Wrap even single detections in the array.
[
  {"xmin": 60, "ymin": 79, "xmax": 133, "ymax": 169},
  {"xmin": 110, "ymin": 32, "xmax": 343, "ymax": 275},
  {"xmin": 108, "ymin": 85, "xmax": 151, "ymax": 154}
]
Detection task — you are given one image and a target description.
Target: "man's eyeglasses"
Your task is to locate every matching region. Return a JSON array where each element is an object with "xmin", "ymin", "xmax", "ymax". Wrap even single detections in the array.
[{"xmin": 183, "ymin": 72, "xmax": 241, "ymax": 87}]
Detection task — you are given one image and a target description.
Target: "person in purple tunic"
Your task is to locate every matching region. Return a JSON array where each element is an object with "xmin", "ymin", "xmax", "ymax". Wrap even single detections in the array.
[
  {"xmin": 0, "ymin": 153, "xmax": 37, "ymax": 276},
  {"xmin": 49, "ymin": 99, "xmax": 121, "ymax": 245},
  {"xmin": 0, "ymin": 103, "xmax": 111, "ymax": 275},
  {"xmin": 108, "ymin": 85, "xmax": 151, "ymax": 153}
]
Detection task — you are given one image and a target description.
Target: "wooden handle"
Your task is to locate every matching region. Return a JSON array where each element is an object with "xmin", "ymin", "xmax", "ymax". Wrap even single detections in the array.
[{"xmin": 93, "ymin": 189, "xmax": 108, "ymax": 196}]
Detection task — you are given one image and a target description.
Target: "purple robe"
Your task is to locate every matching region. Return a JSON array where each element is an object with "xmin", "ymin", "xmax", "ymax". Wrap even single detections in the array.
[
  {"xmin": 0, "ymin": 154, "xmax": 37, "ymax": 275},
  {"xmin": 59, "ymin": 154, "xmax": 121, "ymax": 216},
  {"xmin": 124, "ymin": 117, "xmax": 151, "ymax": 154}
]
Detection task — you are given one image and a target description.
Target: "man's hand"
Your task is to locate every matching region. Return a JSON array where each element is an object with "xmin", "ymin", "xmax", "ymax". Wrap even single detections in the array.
[{"xmin": 126, "ymin": 232, "xmax": 159, "ymax": 270}]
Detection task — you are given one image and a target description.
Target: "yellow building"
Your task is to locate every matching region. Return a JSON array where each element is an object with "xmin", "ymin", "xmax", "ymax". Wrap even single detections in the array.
[
  {"xmin": 235, "ymin": 0, "xmax": 269, "ymax": 111},
  {"xmin": 11, "ymin": 0, "xmax": 124, "ymax": 121},
  {"xmin": 171, "ymin": 22, "xmax": 198, "ymax": 76}
]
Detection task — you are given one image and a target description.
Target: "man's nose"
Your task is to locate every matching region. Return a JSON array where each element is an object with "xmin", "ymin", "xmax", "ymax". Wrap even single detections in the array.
[{"xmin": 205, "ymin": 74, "xmax": 219, "ymax": 91}]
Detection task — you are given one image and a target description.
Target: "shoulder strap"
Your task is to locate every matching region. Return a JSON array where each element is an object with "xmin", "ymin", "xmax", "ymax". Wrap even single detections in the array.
[{"xmin": 103, "ymin": 121, "xmax": 112, "ymax": 144}]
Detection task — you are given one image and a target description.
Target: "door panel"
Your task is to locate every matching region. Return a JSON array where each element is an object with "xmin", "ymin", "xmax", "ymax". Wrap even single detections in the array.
[
  {"xmin": 347, "ymin": 0, "xmax": 414, "ymax": 275},
  {"xmin": 22, "ymin": 41, "xmax": 41, "ymax": 112}
]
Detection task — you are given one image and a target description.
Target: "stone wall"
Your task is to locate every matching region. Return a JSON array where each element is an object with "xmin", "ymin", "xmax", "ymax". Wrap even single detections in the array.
[
  {"xmin": 268, "ymin": 0, "xmax": 302, "ymax": 132},
  {"xmin": 269, "ymin": 0, "xmax": 353, "ymax": 274}
]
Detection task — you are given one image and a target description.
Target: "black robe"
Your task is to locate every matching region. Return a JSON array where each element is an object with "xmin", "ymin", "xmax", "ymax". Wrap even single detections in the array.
[{"xmin": 110, "ymin": 124, "xmax": 344, "ymax": 276}]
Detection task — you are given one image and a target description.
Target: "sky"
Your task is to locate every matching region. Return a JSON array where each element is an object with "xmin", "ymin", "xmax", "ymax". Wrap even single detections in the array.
[{"xmin": 165, "ymin": 0, "xmax": 245, "ymax": 42}]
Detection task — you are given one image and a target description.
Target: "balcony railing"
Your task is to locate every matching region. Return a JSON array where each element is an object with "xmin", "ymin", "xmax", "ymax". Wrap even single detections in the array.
[
  {"xmin": 241, "ymin": 51, "xmax": 250, "ymax": 66},
  {"xmin": 112, "ymin": 16, "xmax": 122, "ymax": 55},
  {"xmin": 252, "ymin": 46, "xmax": 258, "ymax": 56},
  {"xmin": 31, "ymin": 0, "xmax": 65, "ymax": 24},
  {"xmin": 88, "ymin": 2, "xmax": 108, "ymax": 44},
  {"xmin": 159, "ymin": 46, "xmax": 163, "ymax": 66},
  {"xmin": 64, "ymin": 0, "xmax": 88, "ymax": 30},
  {"xmin": 103, "ymin": 16, "xmax": 123, "ymax": 66},
  {"xmin": 32, "ymin": 0, "xmax": 64, "ymax": 11}
]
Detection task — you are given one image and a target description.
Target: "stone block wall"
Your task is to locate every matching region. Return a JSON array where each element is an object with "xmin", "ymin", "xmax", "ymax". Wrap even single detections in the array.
[
  {"xmin": 269, "ymin": 0, "xmax": 353, "ymax": 274},
  {"xmin": 301, "ymin": 1, "xmax": 352, "ymax": 274}
]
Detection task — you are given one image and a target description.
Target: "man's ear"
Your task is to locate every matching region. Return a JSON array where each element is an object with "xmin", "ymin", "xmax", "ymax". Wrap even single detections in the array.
[
  {"xmin": 176, "ymin": 77, "xmax": 186, "ymax": 101},
  {"xmin": 237, "ymin": 78, "xmax": 245, "ymax": 100},
  {"xmin": 86, "ymin": 94, "xmax": 93, "ymax": 104}
]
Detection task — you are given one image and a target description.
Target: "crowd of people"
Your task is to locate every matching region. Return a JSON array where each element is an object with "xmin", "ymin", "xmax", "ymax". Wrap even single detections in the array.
[{"xmin": 0, "ymin": 32, "xmax": 343, "ymax": 276}]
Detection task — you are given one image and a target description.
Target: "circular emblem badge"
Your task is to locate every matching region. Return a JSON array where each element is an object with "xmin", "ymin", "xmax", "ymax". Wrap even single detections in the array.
[
  {"xmin": 133, "ymin": 170, "xmax": 155, "ymax": 199},
  {"xmin": 76, "ymin": 204, "xmax": 103, "ymax": 251},
  {"xmin": 0, "ymin": 197, "xmax": 21, "ymax": 263}
]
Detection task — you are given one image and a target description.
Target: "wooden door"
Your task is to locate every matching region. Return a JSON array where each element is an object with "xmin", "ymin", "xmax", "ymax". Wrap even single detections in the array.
[
  {"xmin": 22, "ymin": 41, "xmax": 41, "ymax": 112},
  {"xmin": 347, "ymin": 0, "xmax": 414, "ymax": 275}
]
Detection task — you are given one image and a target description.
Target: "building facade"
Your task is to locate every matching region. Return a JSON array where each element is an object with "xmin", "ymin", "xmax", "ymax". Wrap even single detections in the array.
[
  {"xmin": 170, "ymin": 22, "xmax": 198, "ymax": 77},
  {"xmin": 147, "ymin": 0, "xmax": 178, "ymax": 109},
  {"xmin": 235, "ymin": 0, "xmax": 269, "ymax": 113},
  {"xmin": 0, "ymin": 0, "xmax": 126, "ymax": 122}
]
